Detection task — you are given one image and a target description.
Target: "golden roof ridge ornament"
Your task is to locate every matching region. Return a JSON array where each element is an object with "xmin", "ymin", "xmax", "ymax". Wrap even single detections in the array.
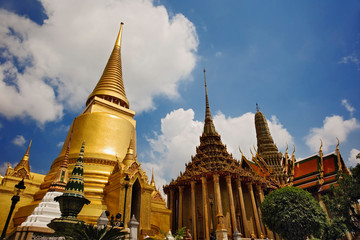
[
  {"xmin": 86, "ymin": 22, "xmax": 129, "ymax": 108},
  {"xmin": 336, "ymin": 137, "xmax": 343, "ymax": 172}
]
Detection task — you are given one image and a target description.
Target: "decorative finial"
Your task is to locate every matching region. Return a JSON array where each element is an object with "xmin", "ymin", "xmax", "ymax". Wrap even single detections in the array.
[
  {"xmin": 256, "ymin": 103, "xmax": 259, "ymax": 112},
  {"xmin": 250, "ymin": 148, "xmax": 254, "ymax": 157},
  {"xmin": 151, "ymin": 168, "xmax": 155, "ymax": 186},
  {"xmin": 115, "ymin": 22, "xmax": 124, "ymax": 47},
  {"xmin": 320, "ymin": 139, "xmax": 323, "ymax": 151},
  {"xmin": 238, "ymin": 146, "xmax": 244, "ymax": 156},
  {"xmin": 26, "ymin": 140, "xmax": 32, "ymax": 155},
  {"xmin": 292, "ymin": 145, "xmax": 296, "ymax": 155},
  {"xmin": 336, "ymin": 137, "xmax": 340, "ymax": 148}
]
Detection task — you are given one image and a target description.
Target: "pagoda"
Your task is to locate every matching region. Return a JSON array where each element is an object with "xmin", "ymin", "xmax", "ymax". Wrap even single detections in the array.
[
  {"xmin": 9, "ymin": 23, "xmax": 170, "ymax": 239},
  {"xmin": 163, "ymin": 70, "xmax": 271, "ymax": 240}
]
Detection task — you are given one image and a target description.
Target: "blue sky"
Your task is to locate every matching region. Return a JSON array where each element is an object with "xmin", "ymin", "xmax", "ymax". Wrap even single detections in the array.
[{"xmin": 0, "ymin": 0, "xmax": 359, "ymax": 188}]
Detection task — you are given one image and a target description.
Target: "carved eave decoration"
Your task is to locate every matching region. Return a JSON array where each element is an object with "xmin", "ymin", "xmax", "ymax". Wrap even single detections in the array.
[
  {"xmin": 11, "ymin": 167, "xmax": 31, "ymax": 179},
  {"xmin": 151, "ymin": 190, "xmax": 164, "ymax": 202},
  {"xmin": 124, "ymin": 161, "xmax": 149, "ymax": 184}
]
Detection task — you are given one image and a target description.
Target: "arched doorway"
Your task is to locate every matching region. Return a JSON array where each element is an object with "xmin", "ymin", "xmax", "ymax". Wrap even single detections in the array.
[{"xmin": 130, "ymin": 179, "xmax": 141, "ymax": 222}]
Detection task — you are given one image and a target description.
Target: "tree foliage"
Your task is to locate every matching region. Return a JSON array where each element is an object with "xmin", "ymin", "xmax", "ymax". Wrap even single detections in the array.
[
  {"xmin": 323, "ymin": 163, "xmax": 360, "ymax": 236},
  {"xmin": 261, "ymin": 186, "xmax": 327, "ymax": 240},
  {"xmin": 54, "ymin": 222, "xmax": 127, "ymax": 240}
]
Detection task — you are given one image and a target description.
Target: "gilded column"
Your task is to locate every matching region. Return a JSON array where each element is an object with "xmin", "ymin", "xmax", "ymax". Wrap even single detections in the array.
[
  {"xmin": 170, "ymin": 189, "xmax": 174, "ymax": 231},
  {"xmin": 236, "ymin": 179, "xmax": 249, "ymax": 237},
  {"xmin": 247, "ymin": 183, "xmax": 263, "ymax": 238},
  {"xmin": 213, "ymin": 174, "xmax": 227, "ymax": 239},
  {"xmin": 178, "ymin": 186, "xmax": 184, "ymax": 228},
  {"xmin": 201, "ymin": 176, "xmax": 210, "ymax": 240},
  {"xmin": 191, "ymin": 181, "xmax": 197, "ymax": 240},
  {"xmin": 256, "ymin": 185, "xmax": 274, "ymax": 239},
  {"xmin": 225, "ymin": 175, "xmax": 238, "ymax": 234}
]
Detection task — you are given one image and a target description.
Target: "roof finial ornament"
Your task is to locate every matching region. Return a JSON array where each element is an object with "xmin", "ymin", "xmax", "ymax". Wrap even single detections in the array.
[
  {"xmin": 336, "ymin": 137, "xmax": 340, "ymax": 149},
  {"xmin": 320, "ymin": 139, "xmax": 323, "ymax": 152},
  {"xmin": 256, "ymin": 103, "xmax": 259, "ymax": 112},
  {"xmin": 151, "ymin": 168, "xmax": 155, "ymax": 186},
  {"xmin": 238, "ymin": 146, "xmax": 244, "ymax": 156}
]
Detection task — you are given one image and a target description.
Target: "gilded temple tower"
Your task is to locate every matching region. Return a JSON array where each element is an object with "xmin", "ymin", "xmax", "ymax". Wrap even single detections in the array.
[
  {"xmin": 12, "ymin": 23, "xmax": 170, "ymax": 238},
  {"xmin": 164, "ymin": 70, "xmax": 267, "ymax": 240},
  {"xmin": 254, "ymin": 106, "xmax": 287, "ymax": 184}
]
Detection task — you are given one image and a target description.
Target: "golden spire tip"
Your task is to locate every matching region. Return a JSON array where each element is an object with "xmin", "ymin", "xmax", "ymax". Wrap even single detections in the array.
[{"xmin": 115, "ymin": 22, "xmax": 124, "ymax": 47}]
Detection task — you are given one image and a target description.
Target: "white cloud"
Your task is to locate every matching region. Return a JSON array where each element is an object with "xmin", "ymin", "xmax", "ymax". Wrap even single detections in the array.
[
  {"xmin": 57, "ymin": 141, "xmax": 64, "ymax": 148},
  {"xmin": 339, "ymin": 55, "xmax": 359, "ymax": 64},
  {"xmin": 0, "ymin": 0, "xmax": 198, "ymax": 124},
  {"xmin": 215, "ymin": 51, "xmax": 223, "ymax": 57},
  {"xmin": 342, "ymin": 99, "xmax": 355, "ymax": 116},
  {"xmin": 339, "ymin": 55, "xmax": 360, "ymax": 70},
  {"xmin": 144, "ymin": 108, "xmax": 294, "ymax": 187},
  {"xmin": 12, "ymin": 135, "xmax": 26, "ymax": 146},
  {"xmin": 348, "ymin": 148, "xmax": 360, "ymax": 165},
  {"xmin": 144, "ymin": 108, "xmax": 203, "ymax": 183},
  {"xmin": 0, "ymin": 162, "xmax": 9, "ymax": 176},
  {"xmin": 305, "ymin": 115, "xmax": 360, "ymax": 153}
]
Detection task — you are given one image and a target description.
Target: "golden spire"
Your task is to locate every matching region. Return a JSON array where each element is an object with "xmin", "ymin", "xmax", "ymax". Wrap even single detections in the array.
[
  {"xmin": 151, "ymin": 168, "xmax": 155, "ymax": 187},
  {"xmin": 123, "ymin": 139, "xmax": 135, "ymax": 166},
  {"xmin": 12, "ymin": 140, "xmax": 32, "ymax": 179},
  {"xmin": 86, "ymin": 22, "xmax": 129, "ymax": 108},
  {"xmin": 49, "ymin": 134, "xmax": 72, "ymax": 192},
  {"xmin": 202, "ymin": 68, "xmax": 218, "ymax": 136}
]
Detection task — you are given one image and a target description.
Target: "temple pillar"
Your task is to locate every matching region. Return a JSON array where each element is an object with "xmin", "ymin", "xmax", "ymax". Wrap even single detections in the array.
[
  {"xmin": 213, "ymin": 174, "xmax": 227, "ymax": 240},
  {"xmin": 225, "ymin": 175, "xmax": 239, "ymax": 235},
  {"xmin": 247, "ymin": 183, "xmax": 263, "ymax": 238},
  {"xmin": 236, "ymin": 179, "xmax": 249, "ymax": 237},
  {"xmin": 256, "ymin": 185, "xmax": 274, "ymax": 239},
  {"xmin": 169, "ymin": 189, "xmax": 174, "ymax": 231},
  {"xmin": 201, "ymin": 176, "xmax": 210, "ymax": 240},
  {"xmin": 178, "ymin": 186, "xmax": 184, "ymax": 228},
  {"xmin": 191, "ymin": 181, "xmax": 197, "ymax": 240}
]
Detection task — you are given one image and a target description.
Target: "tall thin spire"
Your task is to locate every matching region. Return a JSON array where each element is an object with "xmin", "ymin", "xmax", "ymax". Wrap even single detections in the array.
[
  {"xmin": 202, "ymin": 68, "xmax": 217, "ymax": 136},
  {"xmin": 12, "ymin": 140, "xmax": 32, "ymax": 179},
  {"xmin": 151, "ymin": 168, "xmax": 155, "ymax": 187},
  {"xmin": 49, "ymin": 134, "xmax": 72, "ymax": 192},
  {"xmin": 86, "ymin": 22, "xmax": 129, "ymax": 108}
]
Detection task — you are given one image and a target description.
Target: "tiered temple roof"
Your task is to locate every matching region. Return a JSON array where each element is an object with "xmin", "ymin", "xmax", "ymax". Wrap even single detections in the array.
[{"xmin": 164, "ymin": 70, "xmax": 265, "ymax": 190}]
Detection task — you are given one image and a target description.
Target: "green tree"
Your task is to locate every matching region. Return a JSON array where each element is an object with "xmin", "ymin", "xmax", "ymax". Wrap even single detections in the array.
[
  {"xmin": 261, "ymin": 186, "xmax": 327, "ymax": 240},
  {"xmin": 55, "ymin": 222, "xmax": 127, "ymax": 240},
  {"xmin": 323, "ymin": 163, "xmax": 360, "ymax": 237}
]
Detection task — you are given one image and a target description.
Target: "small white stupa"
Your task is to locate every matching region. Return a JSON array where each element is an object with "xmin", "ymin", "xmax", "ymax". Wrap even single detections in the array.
[{"xmin": 21, "ymin": 137, "xmax": 71, "ymax": 228}]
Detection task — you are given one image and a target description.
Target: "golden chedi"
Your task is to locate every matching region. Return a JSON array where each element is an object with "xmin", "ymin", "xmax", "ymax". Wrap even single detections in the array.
[{"xmin": 10, "ymin": 23, "xmax": 170, "ymax": 239}]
